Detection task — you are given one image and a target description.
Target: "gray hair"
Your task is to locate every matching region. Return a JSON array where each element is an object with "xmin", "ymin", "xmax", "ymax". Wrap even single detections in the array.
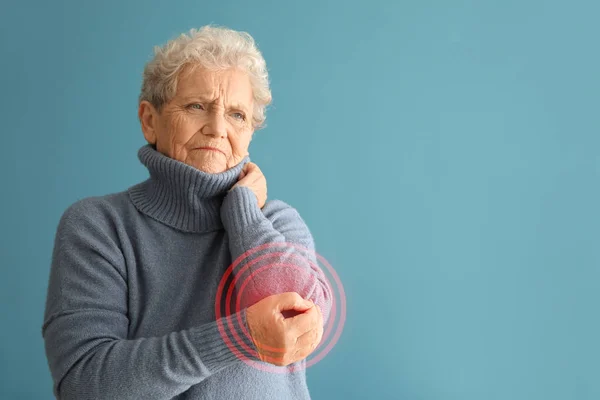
[{"xmin": 139, "ymin": 25, "xmax": 272, "ymax": 130}]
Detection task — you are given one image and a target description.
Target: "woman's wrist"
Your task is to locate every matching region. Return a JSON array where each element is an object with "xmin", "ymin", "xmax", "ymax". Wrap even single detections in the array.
[{"xmin": 221, "ymin": 186, "xmax": 266, "ymax": 232}]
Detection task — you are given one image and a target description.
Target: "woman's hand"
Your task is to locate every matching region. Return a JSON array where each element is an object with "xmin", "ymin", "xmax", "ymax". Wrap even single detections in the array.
[
  {"xmin": 245, "ymin": 292, "xmax": 323, "ymax": 366},
  {"xmin": 231, "ymin": 162, "xmax": 267, "ymax": 208}
]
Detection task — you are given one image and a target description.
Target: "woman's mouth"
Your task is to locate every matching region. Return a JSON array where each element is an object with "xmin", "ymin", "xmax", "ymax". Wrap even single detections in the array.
[{"xmin": 196, "ymin": 147, "xmax": 225, "ymax": 155}]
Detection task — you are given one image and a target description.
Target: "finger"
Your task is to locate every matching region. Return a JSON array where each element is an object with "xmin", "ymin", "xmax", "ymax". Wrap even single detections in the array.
[
  {"xmin": 285, "ymin": 305, "xmax": 319, "ymax": 335},
  {"xmin": 276, "ymin": 292, "xmax": 314, "ymax": 313},
  {"xmin": 291, "ymin": 329, "xmax": 321, "ymax": 362},
  {"xmin": 316, "ymin": 305, "xmax": 323, "ymax": 326},
  {"xmin": 246, "ymin": 162, "xmax": 264, "ymax": 177},
  {"xmin": 295, "ymin": 327, "xmax": 321, "ymax": 350},
  {"xmin": 244, "ymin": 167, "xmax": 260, "ymax": 182},
  {"xmin": 241, "ymin": 162, "xmax": 254, "ymax": 174},
  {"xmin": 315, "ymin": 306, "xmax": 324, "ymax": 346}
]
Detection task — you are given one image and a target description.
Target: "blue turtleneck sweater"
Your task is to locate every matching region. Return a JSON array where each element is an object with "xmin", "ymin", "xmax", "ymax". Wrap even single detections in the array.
[{"xmin": 41, "ymin": 144, "xmax": 332, "ymax": 399}]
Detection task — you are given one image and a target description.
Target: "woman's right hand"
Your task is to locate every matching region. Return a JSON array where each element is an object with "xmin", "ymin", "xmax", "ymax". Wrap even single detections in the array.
[{"xmin": 245, "ymin": 292, "xmax": 323, "ymax": 366}]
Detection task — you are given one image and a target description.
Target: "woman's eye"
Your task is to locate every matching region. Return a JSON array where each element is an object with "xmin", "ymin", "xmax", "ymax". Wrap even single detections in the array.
[
  {"xmin": 232, "ymin": 112, "xmax": 246, "ymax": 121},
  {"xmin": 188, "ymin": 103, "xmax": 204, "ymax": 110}
]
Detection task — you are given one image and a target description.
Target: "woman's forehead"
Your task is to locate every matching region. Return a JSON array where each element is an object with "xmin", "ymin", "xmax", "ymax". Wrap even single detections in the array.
[{"xmin": 176, "ymin": 66, "xmax": 253, "ymax": 105}]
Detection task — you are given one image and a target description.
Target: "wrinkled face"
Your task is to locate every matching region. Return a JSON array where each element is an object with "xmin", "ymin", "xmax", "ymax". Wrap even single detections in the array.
[{"xmin": 139, "ymin": 65, "xmax": 255, "ymax": 173}]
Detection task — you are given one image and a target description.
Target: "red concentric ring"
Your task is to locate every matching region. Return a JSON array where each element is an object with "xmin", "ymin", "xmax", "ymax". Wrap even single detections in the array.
[{"xmin": 215, "ymin": 242, "xmax": 346, "ymax": 373}]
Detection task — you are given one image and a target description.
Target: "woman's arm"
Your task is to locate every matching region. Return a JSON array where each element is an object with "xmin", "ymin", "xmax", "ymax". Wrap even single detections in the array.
[
  {"xmin": 220, "ymin": 186, "xmax": 333, "ymax": 325},
  {"xmin": 42, "ymin": 201, "xmax": 256, "ymax": 400}
]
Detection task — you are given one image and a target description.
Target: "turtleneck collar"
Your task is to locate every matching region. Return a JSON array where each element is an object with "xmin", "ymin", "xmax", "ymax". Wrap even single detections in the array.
[{"xmin": 127, "ymin": 144, "xmax": 250, "ymax": 233}]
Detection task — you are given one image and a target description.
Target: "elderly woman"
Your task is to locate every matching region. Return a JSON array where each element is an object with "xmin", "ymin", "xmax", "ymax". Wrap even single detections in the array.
[{"xmin": 42, "ymin": 26, "xmax": 332, "ymax": 400}]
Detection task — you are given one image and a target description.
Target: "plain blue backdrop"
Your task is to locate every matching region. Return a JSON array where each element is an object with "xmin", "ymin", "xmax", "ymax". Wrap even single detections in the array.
[{"xmin": 1, "ymin": 0, "xmax": 599, "ymax": 399}]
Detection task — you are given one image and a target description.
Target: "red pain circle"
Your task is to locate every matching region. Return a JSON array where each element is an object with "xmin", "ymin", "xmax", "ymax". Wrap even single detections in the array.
[{"xmin": 215, "ymin": 242, "xmax": 346, "ymax": 373}]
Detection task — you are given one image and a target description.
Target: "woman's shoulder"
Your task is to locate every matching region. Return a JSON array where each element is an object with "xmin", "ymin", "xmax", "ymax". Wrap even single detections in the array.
[
  {"xmin": 57, "ymin": 189, "xmax": 133, "ymax": 233},
  {"xmin": 52, "ymin": 191, "xmax": 131, "ymax": 276}
]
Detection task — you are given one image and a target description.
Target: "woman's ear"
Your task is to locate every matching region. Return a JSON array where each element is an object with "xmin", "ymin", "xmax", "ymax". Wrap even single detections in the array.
[{"xmin": 138, "ymin": 101, "xmax": 158, "ymax": 145}]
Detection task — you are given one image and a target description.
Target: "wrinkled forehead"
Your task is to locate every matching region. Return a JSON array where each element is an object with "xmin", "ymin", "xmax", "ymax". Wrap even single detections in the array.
[{"xmin": 175, "ymin": 64, "xmax": 254, "ymax": 109}]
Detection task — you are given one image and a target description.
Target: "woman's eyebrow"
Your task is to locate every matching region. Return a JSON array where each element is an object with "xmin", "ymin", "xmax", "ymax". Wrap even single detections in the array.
[
  {"xmin": 182, "ymin": 96, "xmax": 249, "ymax": 112},
  {"xmin": 229, "ymin": 103, "xmax": 250, "ymax": 113},
  {"xmin": 181, "ymin": 95, "xmax": 213, "ymax": 102}
]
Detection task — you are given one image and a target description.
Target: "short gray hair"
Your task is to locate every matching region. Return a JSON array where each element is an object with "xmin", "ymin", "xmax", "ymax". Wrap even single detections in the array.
[{"xmin": 139, "ymin": 25, "xmax": 272, "ymax": 130}]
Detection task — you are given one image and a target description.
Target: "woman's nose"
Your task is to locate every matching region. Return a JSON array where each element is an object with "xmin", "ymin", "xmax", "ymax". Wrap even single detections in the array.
[{"xmin": 202, "ymin": 112, "xmax": 227, "ymax": 138}]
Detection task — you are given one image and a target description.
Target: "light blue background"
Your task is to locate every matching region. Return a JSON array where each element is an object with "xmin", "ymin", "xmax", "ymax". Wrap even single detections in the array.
[{"xmin": 1, "ymin": 1, "xmax": 599, "ymax": 399}]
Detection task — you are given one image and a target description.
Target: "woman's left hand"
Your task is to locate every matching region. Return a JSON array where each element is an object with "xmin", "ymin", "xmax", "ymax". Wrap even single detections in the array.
[{"xmin": 231, "ymin": 162, "xmax": 267, "ymax": 208}]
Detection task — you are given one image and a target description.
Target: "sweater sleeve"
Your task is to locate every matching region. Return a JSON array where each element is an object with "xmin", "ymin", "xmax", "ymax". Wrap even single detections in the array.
[
  {"xmin": 42, "ymin": 200, "xmax": 257, "ymax": 400},
  {"xmin": 220, "ymin": 186, "xmax": 333, "ymax": 326}
]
